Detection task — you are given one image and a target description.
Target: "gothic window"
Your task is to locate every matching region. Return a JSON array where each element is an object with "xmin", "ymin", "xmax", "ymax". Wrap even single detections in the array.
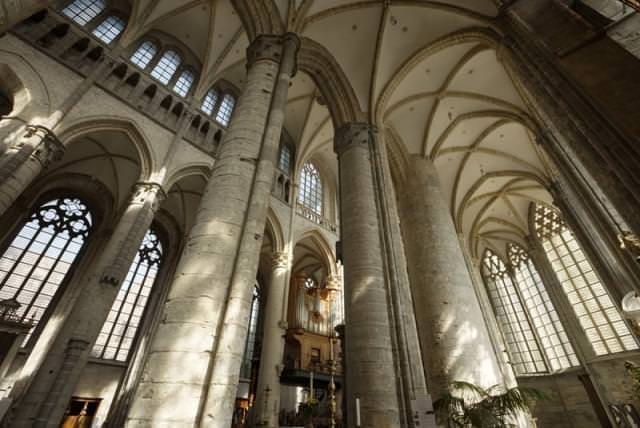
[
  {"xmin": 240, "ymin": 285, "xmax": 260, "ymax": 379},
  {"xmin": 215, "ymin": 94, "xmax": 235, "ymax": 126},
  {"xmin": 0, "ymin": 197, "xmax": 93, "ymax": 345},
  {"xmin": 172, "ymin": 70, "xmax": 195, "ymax": 97},
  {"xmin": 91, "ymin": 15, "xmax": 124, "ymax": 44},
  {"xmin": 130, "ymin": 41, "xmax": 157, "ymax": 69},
  {"xmin": 150, "ymin": 50, "xmax": 181, "ymax": 85},
  {"xmin": 92, "ymin": 228, "xmax": 163, "ymax": 361},
  {"xmin": 62, "ymin": 0, "xmax": 106, "ymax": 26},
  {"xmin": 507, "ymin": 244, "xmax": 579, "ymax": 370},
  {"xmin": 534, "ymin": 203, "xmax": 638, "ymax": 355},
  {"xmin": 298, "ymin": 162, "xmax": 323, "ymax": 215},
  {"xmin": 200, "ymin": 89, "xmax": 218, "ymax": 115},
  {"xmin": 279, "ymin": 143, "xmax": 292, "ymax": 174},
  {"xmin": 482, "ymin": 250, "xmax": 547, "ymax": 375}
]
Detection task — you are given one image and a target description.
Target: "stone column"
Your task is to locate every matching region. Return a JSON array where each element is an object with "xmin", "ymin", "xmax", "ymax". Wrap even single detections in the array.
[
  {"xmin": 125, "ymin": 33, "xmax": 298, "ymax": 427},
  {"xmin": 0, "ymin": 126, "xmax": 64, "ymax": 215},
  {"xmin": 9, "ymin": 182, "xmax": 164, "ymax": 428},
  {"xmin": 0, "ymin": 55, "xmax": 119, "ymax": 217},
  {"xmin": 253, "ymin": 252, "xmax": 289, "ymax": 427},
  {"xmin": 400, "ymin": 154, "xmax": 502, "ymax": 399},
  {"xmin": 334, "ymin": 122, "xmax": 401, "ymax": 428},
  {"xmin": 0, "ymin": 0, "xmax": 50, "ymax": 33}
]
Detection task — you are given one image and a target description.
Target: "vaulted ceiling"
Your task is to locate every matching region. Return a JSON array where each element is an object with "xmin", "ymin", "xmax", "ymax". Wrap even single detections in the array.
[{"xmin": 113, "ymin": 0, "xmax": 553, "ymax": 259}]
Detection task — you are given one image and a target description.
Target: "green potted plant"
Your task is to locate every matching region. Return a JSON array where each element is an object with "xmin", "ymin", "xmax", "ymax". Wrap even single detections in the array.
[{"xmin": 434, "ymin": 381, "xmax": 547, "ymax": 427}]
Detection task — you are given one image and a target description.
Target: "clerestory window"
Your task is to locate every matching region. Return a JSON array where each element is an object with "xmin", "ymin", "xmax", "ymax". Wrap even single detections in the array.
[
  {"xmin": 91, "ymin": 15, "xmax": 124, "ymax": 44},
  {"xmin": 62, "ymin": 0, "xmax": 106, "ymax": 26},
  {"xmin": 130, "ymin": 41, "xmax": 158, "ymax": 70},
  {"xmin": 172, "ymin": 70, "xmax": 195, "ymax": 97},
  {"xmin": 298, "ymin": 162, "xmax": 323, "ymax": 215},
  {"xmin": 150, "ymin": 50, "xmax": 181, "ymax": 85}
]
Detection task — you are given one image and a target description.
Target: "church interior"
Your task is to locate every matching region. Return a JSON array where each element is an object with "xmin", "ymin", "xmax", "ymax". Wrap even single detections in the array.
[{"xmin": 0, "ymin": 0, "xmax": 640, "ymax": 427}]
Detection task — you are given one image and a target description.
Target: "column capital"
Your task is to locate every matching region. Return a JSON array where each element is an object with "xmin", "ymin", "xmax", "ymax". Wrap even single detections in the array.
[
  {"xmin": 28, "ymin": 125, "xmax": 65, "ymax": 168},
  {"xmin": 333, "ymin": 122, "xmax": 376, "ymax": 157},
  {"xmin": 271, "ymin": 251, "xmax": 289, "ymax": 269},
  {"xmin": 132, "ymin": 181, "xmax": 167, "ymax": 209},
  {"xmin": 246, "ymin": 32, "xmax": 300, "ymax": 71}
]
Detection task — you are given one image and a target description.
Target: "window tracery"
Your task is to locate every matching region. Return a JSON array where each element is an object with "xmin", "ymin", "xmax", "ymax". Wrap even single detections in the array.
[
  {"xmin": 215, "ymin": 94, "xmax": 235, "ymax": 126},
  {"xmin": 482, "ymin": 250, "xmax": 547, "ymax": 375},
  {"xmin": 92, "ymin": 228, "xmax": 163, "ymax": 361},
  {"xmin": 0, "ymin": 197, "xmax": 93, "ymax": 345},
  {"xmin": 507, "ymin": 243, "xmax": 578, "ymax": 370},
  {"xmin": 298, "ymin": 162, "xmax": 323, "ymax": 215},
  {"xmin": 199, "ymin": 88, "xmax": 236, "ymax": 126},
  {"xmin": 534, "ymin": 203, "xmax": 638, "ymax": 355}
]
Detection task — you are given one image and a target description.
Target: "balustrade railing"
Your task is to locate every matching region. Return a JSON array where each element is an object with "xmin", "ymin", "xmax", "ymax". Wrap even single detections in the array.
[
  {"xmin": 12, "ymin": 9, "xmax": 224, "ymax": 156},
  {"xmin": 295, "ymin": 205, "xmax": 337, "ymax": 233}
]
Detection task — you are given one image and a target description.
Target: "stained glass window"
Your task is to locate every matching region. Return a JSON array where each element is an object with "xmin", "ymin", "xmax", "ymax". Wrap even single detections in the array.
[
  {"xmin": 92, "ymin": 228, "xmax": 163, "ymax": 361},
  {"xmin": 0, "ymin": 198, "xmax": 93, "ymax": 345},
  {"xmin": 130, "ymin": 41, "xmax": 158, "ymax": 69},
  {"xmin": 150, "ymin": 50, "xmax": 181, "ymax": 85},
  {"xmin": 62, "ymin": 0, "xmax": 106, "ymax": 25},
  {"xmin": 482, "ymin": 250, "xmax": 547, "ymax": 375},
  {"xmin": 279, "ymin": 144, "xmax": 292, "ymax": 173},
  {"xmin": 298, "ymin": 162, "xmax": 323, "ymax": 215},
  {"xmin": 91, "ymin": 15, "xmax": 124, "ymax": 44},
  {"xmin": 534, "ymin": 203, "xmax": 638, "ymax": 355}
]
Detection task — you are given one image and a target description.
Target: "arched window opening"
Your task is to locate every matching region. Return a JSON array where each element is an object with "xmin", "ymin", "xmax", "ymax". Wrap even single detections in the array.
[
  {"xmin": 200, "ymin": 89, "xmax": 218, "ymax": 115},
  {"xmin": 150, "ymin": 50, "xmax": 181, "ymax": 85},
  {"xmin": 303, "ymin": 277, "xmax": 317, "ymax": 290},
  {"xmin": 298, "ymin": 162, "xmax": 323, "ymax": 215},
  {"xmin": 91, "ymin": 15, "xmax": 124, "ymax": 44},
  {"xmin": 62, "ymin": 0, "xmax": 106, "ymax": 26},
  {"xmin": 507, "ymin": 244, "xmax": 579, "ymax": 370},
  {"xmin": 279, "ymin": 143, "xmax": 292, "ymax": 174},
  {"xmin": 240, "ymin": 285, "xmax": 260, "ymax": 379},
  {"xmin": 215, "ymin": 93, "xmax": 235, "ymax": 126},
  {"xmin": 172, "ymin": 70, "xmax": 195, "ymax": 97},
  {"xmin": 0, "ymin": 197, "xmax": 93, "ymax": 345},
  {"xmin": 534, "ymin": 204, "xmax": 638, "ymax": 355},
  {"xmin": 91, "ymin": 228, "xmax": 163, "ymax": 361},
  {"xmin": 130, "ymin": 41, "xmax": 157, "ymax": 69},
  {"xmin": 482, "ymin": 250, "xmax": 547, "ymax": 375}
]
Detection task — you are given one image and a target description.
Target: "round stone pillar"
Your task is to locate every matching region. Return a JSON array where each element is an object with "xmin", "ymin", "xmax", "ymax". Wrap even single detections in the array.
[
  {"xmin": 253, "ymin": 252, "xmax": 289, "ymax": 427},
  {"xmin": 334, "ymin": 123, "xmax": 401, "ymax": 428},
  {"xmin": 125, "ymin": 33, "xmax": 299, "ymax": 427},
  {"xmin": 0, "ymin": 126, "xmax": 64, "ymax": 217},
  {"xmin": 401, "ymin": 154, "xmax": 502, "ymax": 399},
  {"xmin": 10, "ymin": 182, "xmax": 164, "ymax": 428}
]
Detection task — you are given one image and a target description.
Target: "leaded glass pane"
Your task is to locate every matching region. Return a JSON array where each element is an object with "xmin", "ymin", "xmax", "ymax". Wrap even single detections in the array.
[
  {"xmin": 91, "ymin": 229, "xmax": 163, "ymax": 361},
  {"xmin": 534, "ymin": 203, "xmax": 638, "ymax": 355},
  {"xmin": 0, "ymin": 198, "xmax": 92, "ymax": 345},
  {"xmin": 240, "ymin": 286, "xmax": 260, "ymax": 379},
  {"xmin": 279, "ymin": 144, "xmax": 292, "ymax": 173}
]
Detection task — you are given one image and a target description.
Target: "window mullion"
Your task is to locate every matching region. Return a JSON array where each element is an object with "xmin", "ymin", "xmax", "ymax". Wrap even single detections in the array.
[{"xmin": 113, "ymin": 263, "xmax": 151, "ymax": 359}]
